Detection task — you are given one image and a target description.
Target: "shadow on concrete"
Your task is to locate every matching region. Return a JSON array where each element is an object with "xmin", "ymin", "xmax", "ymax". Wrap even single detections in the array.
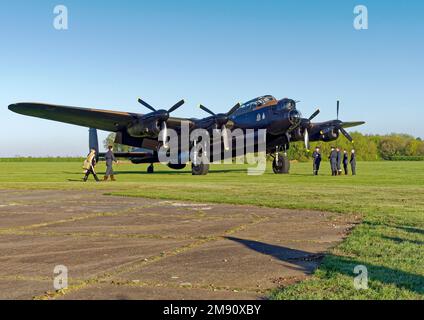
[
  {"xmin": 226, "ymin": 236, "xmax": 424, "ymax": 295},
  {"xmin": 225, "ymin": 237, "xmax": 323, "ymax": 274}
]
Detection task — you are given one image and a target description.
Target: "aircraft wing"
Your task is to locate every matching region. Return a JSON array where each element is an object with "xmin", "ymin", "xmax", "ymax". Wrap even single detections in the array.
[
  {"xmin": 341, "ymin": 121, "xmax": 366, "ymax": 129},
  {"xmin": 8, "ymin": 103, "xmax": 194, "ymax": 132},
  {"xmin": 8, "ymin": 103, "xmax": 136, "ymax": 132}
]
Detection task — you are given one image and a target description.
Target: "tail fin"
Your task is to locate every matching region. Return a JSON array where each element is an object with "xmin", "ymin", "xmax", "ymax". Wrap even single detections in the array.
[{"xmin": 89, "ymin": 128, "xmax": 99, "ymax": 161}]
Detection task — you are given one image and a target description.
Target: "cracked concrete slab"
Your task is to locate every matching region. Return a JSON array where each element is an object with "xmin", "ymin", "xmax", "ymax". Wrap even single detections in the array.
[{"xmin": 0, "ymin": 190, "xmax": 354, "ymax": 300}]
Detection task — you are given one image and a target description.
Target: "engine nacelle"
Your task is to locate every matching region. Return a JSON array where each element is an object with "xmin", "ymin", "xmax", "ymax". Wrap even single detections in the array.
[
  {"xmin": 289, "ymin": 127, "xmax": 304, "ymax": 141},
  {"xmin": 127, "ymin": 119, "xmax": 161, "ymax": 138},
  {"xmin": 320, "ymin": 127, "xmax": 339, "ymax": 142}
]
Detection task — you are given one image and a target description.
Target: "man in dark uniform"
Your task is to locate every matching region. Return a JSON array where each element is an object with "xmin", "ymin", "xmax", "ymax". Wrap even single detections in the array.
[
  {"xmin": 336, "ymin": 147, "xmax": 342, "ymax": 175},
  {"xmin": 312, "ymin": 147, "xmax": 322, "ymax": 175},
  {"xmin": 343, "ymin": 149, "xmax": 349, "ymax": 175},
  {"xmin": 104, "ymin": 145, "xmax": 118, "ymax": 181},
  {"xmin": 329, "ymin": 147, "xmax": 338, "ymax": 176},
  {"xmin": 350, "ymin": 149, "xmax": 357, "ymax": 175}
]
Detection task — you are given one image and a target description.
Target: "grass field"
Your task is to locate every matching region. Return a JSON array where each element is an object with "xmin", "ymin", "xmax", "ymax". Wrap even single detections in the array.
[{"xmin": 0, "ymin": 160, "xmax": 423, "ymax": 299}]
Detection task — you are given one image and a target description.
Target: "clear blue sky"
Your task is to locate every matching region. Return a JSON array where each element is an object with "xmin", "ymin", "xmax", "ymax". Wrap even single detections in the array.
[{"xmin": 1, "ymin": 0, "xmax": 423, "ymax": 156}]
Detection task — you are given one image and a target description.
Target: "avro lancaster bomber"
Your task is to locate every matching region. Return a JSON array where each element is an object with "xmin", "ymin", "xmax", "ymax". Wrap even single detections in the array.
[{"xmin": 9, "ymin": 95, "xmax": 364, "ymax": 175}]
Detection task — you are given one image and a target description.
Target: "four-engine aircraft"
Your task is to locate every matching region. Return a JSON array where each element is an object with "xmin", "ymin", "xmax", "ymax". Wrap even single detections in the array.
[{"xmin": 8, "ymin": 95, "xmax": 365, "ymax": 175}]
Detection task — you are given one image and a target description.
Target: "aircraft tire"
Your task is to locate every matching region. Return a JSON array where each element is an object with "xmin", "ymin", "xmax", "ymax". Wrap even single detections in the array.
[
  {"xmin": 273, "ymin": 157, "xmax": 290, "ymax": 174},
  {"xmin": 147, "ymin": 164, "xmax": 154, "ymax": 174},
  {"xmin": 191, "ymin": 163, "xmax": 209, "ymax": 175}
]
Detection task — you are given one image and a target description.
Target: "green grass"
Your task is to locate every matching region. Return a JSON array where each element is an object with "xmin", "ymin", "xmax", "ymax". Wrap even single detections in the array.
[{"xmin": 0, "ymin": 160, "xmax": 423, "ymax": 299}]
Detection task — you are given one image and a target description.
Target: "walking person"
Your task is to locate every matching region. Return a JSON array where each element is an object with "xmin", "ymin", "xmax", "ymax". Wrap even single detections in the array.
[
  {"xmin": 312, "ymin": 147, "xmax": 322, "ymax": 175},
  {"xmin": 336, "ymin": 147, "xmax": 342, "ymax": 175},
  {"xmin": 329, "ymin": 147, "xmax": 338, "ymax": 176},
  {"xmin": 83, "ymin": 149, "xmax": 100, "ymax": 182},
  {"xmin": 104, "ymin": 145, "xmax": 118, "ymax": 181},
  {"xmin": 343, "ymin": 149, "xmax": 349, "ymax": 175},
  {"xmin": 350, "ymin": 149, "xmax": 357, "ymax": 175}
]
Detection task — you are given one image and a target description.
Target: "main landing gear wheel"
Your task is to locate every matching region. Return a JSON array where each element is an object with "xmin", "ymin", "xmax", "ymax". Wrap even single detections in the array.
[
  {"xmin": 147, "ymin": 164, "xmax": 154, "ymax": 174},
  {"xmin": 191, "ymin": 163, "xmax": 209, "ymax": 175},
  {"xmin": 273, "ymin": 156, "xmax": 290, "ymax": 174}
]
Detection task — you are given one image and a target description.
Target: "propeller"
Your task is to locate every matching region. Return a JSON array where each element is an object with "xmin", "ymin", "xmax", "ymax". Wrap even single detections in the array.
[
  {"xmin": 333, "ymin": 100, "xmax": 355, "ymax": 143},
  {"xmin": 304, "ymin": 128, "xmax": 310, "ymax": 151},
  {"xmin": 302, "ymin": 100, "xmax": 364, "ymax": 149},
  {"xmin": 137, "ymin": 98, "xmax": 185, "ymax": 148},
  {"xmin": 300, "ymin": 109, "xmax": 320, "ymax": 151},
  {"xmin": 308, "ymin": 109, "xmax": 320, "ymax": 121},
  {"xmin": 339, "ymin": 126, "xmax": 353, "ymax": 142},
  {"xmin": 337, "ymin": 100, "xmax": 340, "ymax": 120},
  {"xmin": 199, "ymin": 102, "xmax": 241, "ymax": 151}
]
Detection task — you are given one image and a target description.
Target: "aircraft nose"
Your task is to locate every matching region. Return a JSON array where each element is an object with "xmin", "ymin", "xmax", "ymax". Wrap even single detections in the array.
[{"xmin": 288, "ymin": 109, "xmax": 302, "ymax": 125}]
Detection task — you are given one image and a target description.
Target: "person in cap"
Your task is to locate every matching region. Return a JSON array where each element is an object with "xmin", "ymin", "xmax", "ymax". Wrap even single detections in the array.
[
  {"xmin": 343, "ymin": 149, "xmax": 349, "ymax": 175},
  {"xmin": 336, "ymin": 147, "xmax": 342, "ymax": 175},
  {"xmin": 350, "ymin": 149, "xmax": 357, "ymax": 175},
  {"xmin": 312, "ymin": 147, "xmax": 322, "ymax": 175},
  {"xmin": 104, "ymin": 145, "xmax": 118, "ymax": 181},
  {"xmin": 329, "ymin": 147, "xmax": 338, "ymax": 176}
]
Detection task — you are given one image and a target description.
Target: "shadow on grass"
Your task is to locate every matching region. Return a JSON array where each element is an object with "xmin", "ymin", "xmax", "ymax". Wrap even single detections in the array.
[
  {"xmin": 381, "ymin": 235, "xmax": 424, "ymax": 246},
  {"xmin": 363, "ymin": 221, "xmax": 424, "ymax": 236},
  {"xmin": 226, "ymin": 236, "xmax": 424, "ymax": 295},
  {"xmin": 113, "ymin": 168, "xmax": 248, "ymax": 175},
  {"xmin": 396, "ymin": 226, "xmax": 424, "ymax": 236}
]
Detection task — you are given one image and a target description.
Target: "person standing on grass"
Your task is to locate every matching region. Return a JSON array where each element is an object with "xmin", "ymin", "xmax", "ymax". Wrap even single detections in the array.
[
  {"xmin": 329, "ymin": 147, "xmax": 338, "ymax": 176},
  {"xmin": 312, "ymin": 147, "xmax": 322, "ymax": 175},
  {"xmin": 336, "ymin": 147, "xmax": 342, "ymax": 175},
  {"xmin": 350, "ymin": 149, "xmax": 357, "ymax": 175},
  {"xmin": 343, "ymin": 149, "xmax": 349, "ymax": 175},
  {"xmin": 104, "ymin": 145, "xmax": 118, "ymax": 181},
  {"xmin": 83, "ymin": 149, "xmax": 100, "ymax": 182}
]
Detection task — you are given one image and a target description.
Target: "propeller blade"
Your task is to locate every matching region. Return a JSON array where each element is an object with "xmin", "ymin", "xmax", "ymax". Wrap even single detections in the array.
[
  {"xmin": 226, "ymin": 103, "xmax": 241, "ymax": 117},
  {"xmin": 138, "ymin": 98, "xmax": 156, "ymax": 112},
  {"xmin": 199, "ymin": 104, "xmax": 216, "ymax": 116},
  {"xmin": 221, "ymin": 124, "xmax": 230, "ymax": 151},
  {"xmin": 339, "ymin": 127, "xmax": 353, "ymax": 143},
  {"xmin": 161, "ymin": 121, "xmax": 169, "ymax": 148},
  {"xmin": 304, "ymin": 128, "xmax": 310, "ymax": 151},
  {"xmin": 336, "ymin": 100, "xmax": 340, "ymax": 120},
  {"xmin": 168, "ymin": 99, "xmax": 185, "ymax": 113},
  {"xmin": 308, "ymin": 109, "xmax": 320, "ymax": 121}
]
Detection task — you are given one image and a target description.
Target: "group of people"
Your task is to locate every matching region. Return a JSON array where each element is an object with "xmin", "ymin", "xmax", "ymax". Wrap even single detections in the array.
[
  {"xmin": 312, "ymin": 147, "xmax": 356, "ymax": 176},
  {"xmin": 82, "ymin": 146, "xmax": 118, "ymax": 182}
]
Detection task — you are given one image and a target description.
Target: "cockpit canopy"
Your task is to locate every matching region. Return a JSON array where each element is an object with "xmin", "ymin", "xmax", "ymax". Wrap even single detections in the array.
[{"xmin": 233, "ymin": 95, "xmax": 277, "ymax": 116}]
